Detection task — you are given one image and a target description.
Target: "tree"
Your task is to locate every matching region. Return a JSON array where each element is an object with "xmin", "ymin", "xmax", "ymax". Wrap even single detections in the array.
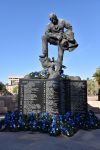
[
  {"xmin": 93, "ymin": 67, "xmax": 100, "ymax": 100},
  {"xmin": 13, "ymin": 86, "xmax": 18, "ymax": 94},
  {"xmin": 0, "ymin": 82, "xmax": 4, "ymax": 91},
  {"xmin": 87, "ymin": 78, "xmax": 98, "ymax": 96},
  {"xmin": 0, "ymin": 82, "xmax": 10, "ymax": 95}
]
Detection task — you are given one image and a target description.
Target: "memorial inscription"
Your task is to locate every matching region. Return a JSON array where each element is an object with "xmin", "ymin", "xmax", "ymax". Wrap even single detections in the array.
[
  {"xmin": 19, "ymin": 79, "xmax": 45, "ymax": 114},
  {"xmin": 70, "ymin": 81, "xmax": 87, "ymax": 112},
  {"xmin": 18, "ymin": 79, "xmax": 87, "ymax": 114},
  {"xmin": 46, "ymin": 80, "xmax": 60, "ymax": 114}
]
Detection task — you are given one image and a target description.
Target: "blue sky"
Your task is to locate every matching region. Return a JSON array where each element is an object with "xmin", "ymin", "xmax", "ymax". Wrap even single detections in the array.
[{"xmin": 0, "ymin": 0, "xmax": 100, "ymax": 83}]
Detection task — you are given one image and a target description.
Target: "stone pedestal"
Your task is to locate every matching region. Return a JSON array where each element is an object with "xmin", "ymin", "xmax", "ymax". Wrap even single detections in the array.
[{"xmin": 18, "ymin": 79, "xmax": 87, "ymax": 114}]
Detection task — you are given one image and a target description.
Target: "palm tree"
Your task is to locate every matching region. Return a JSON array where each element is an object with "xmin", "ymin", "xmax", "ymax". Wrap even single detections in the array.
[{"xmin": 93, "ymin": 67, "xmax": 100, "ymax": 100}]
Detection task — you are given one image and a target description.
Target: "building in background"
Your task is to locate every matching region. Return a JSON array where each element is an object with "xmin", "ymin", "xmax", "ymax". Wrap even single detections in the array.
[{"xmin": 6, "ymin": 76, "xmax": 24, "ymax": 94}]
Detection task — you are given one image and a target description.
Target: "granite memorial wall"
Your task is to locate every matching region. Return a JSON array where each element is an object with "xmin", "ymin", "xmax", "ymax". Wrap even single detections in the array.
[{"xmin": 18, "ymin": 79, "xmax": 87, "ymax": 114}]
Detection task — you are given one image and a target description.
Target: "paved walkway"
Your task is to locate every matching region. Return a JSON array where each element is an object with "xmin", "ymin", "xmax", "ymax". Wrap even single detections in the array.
[
  {"xmin": 88, "ymin": 96, "xmax": 98, "ymax": 101},
  {"xmin": 0, "ymin": 130, "xmax": 100, "ymax": 150},
  {"xmin": 88, "ymin": 96, "xmax": 100, "ymax": 113}
]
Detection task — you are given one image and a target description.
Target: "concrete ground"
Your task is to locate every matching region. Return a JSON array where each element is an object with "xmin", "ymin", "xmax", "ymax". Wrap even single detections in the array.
[
  {"xmin": 88, "ymin": 96, "xmax": 98, "ymax": 101},
  {"xmin": 88, "ymin": 96, "xmax": 100, "ymax": 113},
  {"xmin": 0, "ymin": 130, "xmax": 100, "ymax": 150}
]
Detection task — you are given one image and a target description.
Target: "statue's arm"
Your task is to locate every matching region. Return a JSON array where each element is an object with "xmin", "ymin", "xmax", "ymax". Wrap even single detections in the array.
[
  {"xmin": 45, "ymin": 25, "xmax": 59, "ymax": 39},
  {"xmin": 63, "ymin": 20, "xmax": 72, "ymax": 31}
]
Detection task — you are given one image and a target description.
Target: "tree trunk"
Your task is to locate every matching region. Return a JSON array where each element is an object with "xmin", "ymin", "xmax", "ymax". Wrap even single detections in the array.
[
  {"xmin": 98, "ymin": 89, "xmax": 100, "ymax": 101},
  {"xmin": 98, "ymin": 83, "xmax": 100, "ymax": 101}
]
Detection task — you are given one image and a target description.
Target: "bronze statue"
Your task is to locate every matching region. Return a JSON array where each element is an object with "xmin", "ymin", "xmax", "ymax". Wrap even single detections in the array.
[{"xmin": 39, "ymin": 13, "xmax": 78, "ymax": 79}]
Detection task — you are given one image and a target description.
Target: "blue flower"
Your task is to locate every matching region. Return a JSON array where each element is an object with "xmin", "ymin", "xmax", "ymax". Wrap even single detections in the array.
[{"xmin": 34, "ymin": 72, "xmax": 39, "ymax": 77}]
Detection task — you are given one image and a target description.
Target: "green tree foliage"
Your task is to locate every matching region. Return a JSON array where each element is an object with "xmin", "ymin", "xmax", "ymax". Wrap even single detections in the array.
[
  {"xmin": 93, "ymin": 67, "xmax": 100, "ymax": 88},
  {"xmin": 13, "ymin": 86, "xmax": 18, "ymax": 94},
  {"xmin": 93, "ymin": 67, "xmax": 100, "ymax": 100},
  {"xmin": 87, "ymin": 78, "xmax": 98, "ymax": 96},
  {"xmin": 0, "ymin": 82, "xmax": 10, "ymax": 95},
  {"xmin": 0, "ymin": 82, "xmax": 4, "ymax": 90}
]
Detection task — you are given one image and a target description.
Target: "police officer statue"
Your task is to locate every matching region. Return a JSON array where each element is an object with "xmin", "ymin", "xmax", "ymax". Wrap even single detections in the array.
[{"xmin": 39, "ymin": 13, "xmax": 78, "ymax": 78}]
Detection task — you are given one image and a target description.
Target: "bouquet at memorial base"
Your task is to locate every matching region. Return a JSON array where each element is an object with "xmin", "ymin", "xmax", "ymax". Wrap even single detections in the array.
[{"xmin": 0, "ymin": 110, "xmax": 100, "ymax": 137}]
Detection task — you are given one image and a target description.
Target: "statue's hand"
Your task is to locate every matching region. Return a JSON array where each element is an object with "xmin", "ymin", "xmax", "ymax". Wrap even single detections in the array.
[{"xmin": 57, "ymin": 35, "xmax": 62, "ymax": 41}]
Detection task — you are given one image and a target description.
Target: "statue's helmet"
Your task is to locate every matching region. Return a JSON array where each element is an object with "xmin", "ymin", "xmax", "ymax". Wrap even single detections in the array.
[{"xmin": 49, "ymin": 13, "xmax": 57, "ymax": 20}]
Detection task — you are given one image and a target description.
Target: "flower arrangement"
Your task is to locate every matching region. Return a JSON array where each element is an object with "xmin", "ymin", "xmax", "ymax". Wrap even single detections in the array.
[
  {"xmin": 28, "ymin": 70, "xmax": 68, "ymax": 80},
  {"xmin": 0, "ymin": 110, "xmax": 100, "ymax": 137}
]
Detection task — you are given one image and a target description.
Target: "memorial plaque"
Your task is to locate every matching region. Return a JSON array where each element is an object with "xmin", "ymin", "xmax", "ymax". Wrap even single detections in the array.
[
  {"xmin": 18, "ymin": 79, "xmax": 46, "ymax": 114},
  {"xmin": 18, "ymin": 79, "xmax": 87, "ymax": 114},
  {"xmin": 60, "ymin": 80, "xmax": 70, "ymax": 114},
  {"xmin": 46, "ymin": 80, "xmax": 60, "ymax": 114},
  {"xmin": 65, "ymin": 80, "xmax": 71, "ymax": 112},
  {"xmin": 70, "ymin": 80, "xmax": 87, "ymax": 113}
]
